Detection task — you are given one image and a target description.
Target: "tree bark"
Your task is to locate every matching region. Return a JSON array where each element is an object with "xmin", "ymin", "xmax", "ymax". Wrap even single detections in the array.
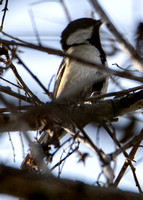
[
  {"xmin": 0, "ymin": 90, "xmax": 143, "ymax": 133},
  {"xmin": 0, "ymin": 164, "xmax": 142, "ymax": 200}
]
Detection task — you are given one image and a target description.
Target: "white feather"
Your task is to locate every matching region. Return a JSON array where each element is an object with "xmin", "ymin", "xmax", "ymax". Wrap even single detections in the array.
[
  {"xmin": 56, "ymin": 44, "xmax": 107, "ymax": 101},
  {"xmin": 66, "ymin": 27, "xmax": 93, "ymax": 45}
]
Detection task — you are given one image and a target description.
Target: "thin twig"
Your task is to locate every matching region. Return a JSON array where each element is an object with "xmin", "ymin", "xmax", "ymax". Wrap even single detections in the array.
[
  {"xmin": 113, "ymin": 137, "xmax": 141, "ymax": 192},
  {"xmin": 60, "ymin": 0, "xmax": 71, "ymax": 22},
  {"xmin": 1, "ymin": 38, "xmax": 143, "ymax": 83},
  {"xmin": 76, "ymin": 124, "xmax": 103, "ymax": 158},
  {"xmin": 58, "ymin": 141, "xmax": 77, "ymax": 177},
  {"xmin": 17, "ymin": 87, "xmax": 25, "ymax": 159},
  {"xmin": 8, "ymin": 131, "xmax": 16, "ymax": 163},
  {"xmin": 103, "ymin": 124, "xmax": 142, "ymax": 192},
  {"xmin": 89, "ymin": 0, "xmax": 143, "ymax": 72},
  {"xmin": 0, "ymin": 85, "xmax": 34, "ymax": 103},
  {"xmin": 17, "ymin": 56, "xmax": 51, "ymax": 97},
  {"xmin": 0, "ymin": 76, "xmax": 22, "ymax": 90},
  {"xmin": 1, "ymin": 30, "xmax": 29, "ymax": 44},
  {"xmin": 28, "ymin": 8, "xmax": 41, "ymax": 45},
  {"xmin": 112, "ymin": 130, "xmax": 143, "ymax": 159},
  {"xmin": 50, "ymin": 146, "xmax": 78, "ymax": 171},
  {"xmin": 19, "ymin": 131, "xmax": 25, "ymax": 159},
  {"xmin": 73, "ymin": 122, "xmax": 114, "ymax": 184},
  {"xmin": 0, "ymin": 0, "xmax": 9, "ymax": 31},
  {"xmin": 9, "ymin": 63, "xmax": 42, "ymax": 105},
  {"xmin": 87, "ymin": 85, "xmax": 143, "ymax": 101},
  {"xmin": 112, "ymin": 63, "xmax": 136, "ymax": 72},
  {"xmin": 103, "ymin": 123, "xmax": 134, "ymax": 161},
  {"xmin": 9, "ymin": 48, "xmax": 51, "ymax": 98},
  {"xmin": 52, "ymin": 137, "xmax": 73, "ymax": 157},
  {"xmin": 113, "ymin": 131, "xmax": 142, "ymax": 193}
]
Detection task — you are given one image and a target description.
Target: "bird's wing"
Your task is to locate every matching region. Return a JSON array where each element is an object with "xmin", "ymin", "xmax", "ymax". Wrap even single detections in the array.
[{"xmin": 52, "ymin": 58, "xmax": 66, "ymax": 99}]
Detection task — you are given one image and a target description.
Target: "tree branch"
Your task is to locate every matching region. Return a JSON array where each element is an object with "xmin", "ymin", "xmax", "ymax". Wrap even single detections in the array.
[
  {"xmin": 0, "ymin": 85, "xmax": 33, "ymax": 103},
  {"xmin": 0, "ymin": 90, "xmax": 143, "ymax": 133},
  {"xmin": 89, "ymin": 0, "xmax": 143, "ymax": 71},
  {"xmin": 0, "ymin": 0, "xmax": 9, "ymax": 31},
  {"xmin": 1, "ymin": 38, "xmax": 143, "ymax": 83},
  {"xmin": 0, "ymin": 164, "xmax": 143, "ymax": 200}
]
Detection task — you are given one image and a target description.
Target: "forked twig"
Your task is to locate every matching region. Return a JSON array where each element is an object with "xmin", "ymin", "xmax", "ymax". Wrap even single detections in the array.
[
  {"xmin": 104, "ymin": 124, "xmax": 142, "ymax": 192},
  {"xmin": 112, "ymin": 131, "xmax": 143, "ymax": 158},
  {"xmin": 113, "ymin": 130, "xmax": 143, "ymax": 193}
]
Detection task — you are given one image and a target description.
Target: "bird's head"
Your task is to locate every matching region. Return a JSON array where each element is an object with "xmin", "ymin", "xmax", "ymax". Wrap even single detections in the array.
[{"xmin": 61, "ymin": 18, "xmax": 102, "ymax": 51}]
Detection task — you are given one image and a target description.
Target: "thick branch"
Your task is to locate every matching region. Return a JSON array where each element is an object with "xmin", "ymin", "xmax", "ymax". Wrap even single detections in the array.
[
  {"xmin": 0, "ymin": 165, "xmax": 142, "ymax": 200},
  {"xmin": 0, "ymin": 90, "xmax": 143, "ymax": 133}
]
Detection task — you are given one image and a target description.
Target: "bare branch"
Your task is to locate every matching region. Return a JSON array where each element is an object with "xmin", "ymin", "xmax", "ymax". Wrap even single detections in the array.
[
  {"xmin": 14, "ymin": 52, "xmax": 52, "ymax": 98},
  {"xmin": 112, "ymin": 131, "xmax": 143, "ymax": 158},
  {"xmin": 0, "ymin": 0, "xmax": 9, "ymax": 31},
  {"xmin": 0, "ymin": 164, "xmax": 143, "ymax": 200},
  {"xmin": 89, "ymin": 0, "xmax": 143, "ymax": 71},
  {"xmin": 28, "ymin": 8, "xmax": 41, "ymax": 45},
  {"xmin": 60, "ymin": 0, "xmax": 71, "ymax": 22},
  {"xmin": 51, "ymin": 146, "xmax": 79, "ymax": 171},
  {"xmin": 0, "ymin": 76, "xmax": 22, "ymax": 90},
  {"xmin": 113, "ymin": 130, "xmax": 143, "ymax": 192},
  {"xmin": 87, "ymin": 85, "xmax": 143, "ymax": 101},
  {"xmin": 0, "ymin": 85, "xmax": 33, "ymax": 103},
  {"xmin": 0, "ymin": 89, "xmax": 143, "ymax": 133},
  {"xmin": 1, "ymin": 38, "xmax": 143, "ymax": 83},
  {"xmin": 9, "ymin": 63, "xmax": 42, "ymax": 105}
]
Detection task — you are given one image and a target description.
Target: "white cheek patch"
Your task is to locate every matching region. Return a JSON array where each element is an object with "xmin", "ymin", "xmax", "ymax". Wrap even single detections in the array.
[{"xmin": 66, "ymin": 26, "xmax": 93, "ymax": 45}]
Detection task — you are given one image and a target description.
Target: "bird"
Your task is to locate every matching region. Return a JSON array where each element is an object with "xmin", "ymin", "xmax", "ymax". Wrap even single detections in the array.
[
  {"xmin": 21, "ymin": 18, "xmax": 109, "ymax": 172},
  {"xmin": 53, "ymin": 17, "xmax": 108, "ymax": 104}
]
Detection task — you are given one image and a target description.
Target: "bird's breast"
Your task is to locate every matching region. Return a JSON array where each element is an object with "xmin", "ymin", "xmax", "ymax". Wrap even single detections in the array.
[{"xmin": 56, "ymin": 44, "xmax": 106, "ymax": 102}]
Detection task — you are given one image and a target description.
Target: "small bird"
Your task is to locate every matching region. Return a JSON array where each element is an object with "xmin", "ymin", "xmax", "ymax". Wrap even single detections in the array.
[
  {"xmin": 21, "ymin": 19, "xmax": 109, "ymax": 171},
  {"xmin": 53, "ymin": 18, "xmax": 108, "ymax": 103}
]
